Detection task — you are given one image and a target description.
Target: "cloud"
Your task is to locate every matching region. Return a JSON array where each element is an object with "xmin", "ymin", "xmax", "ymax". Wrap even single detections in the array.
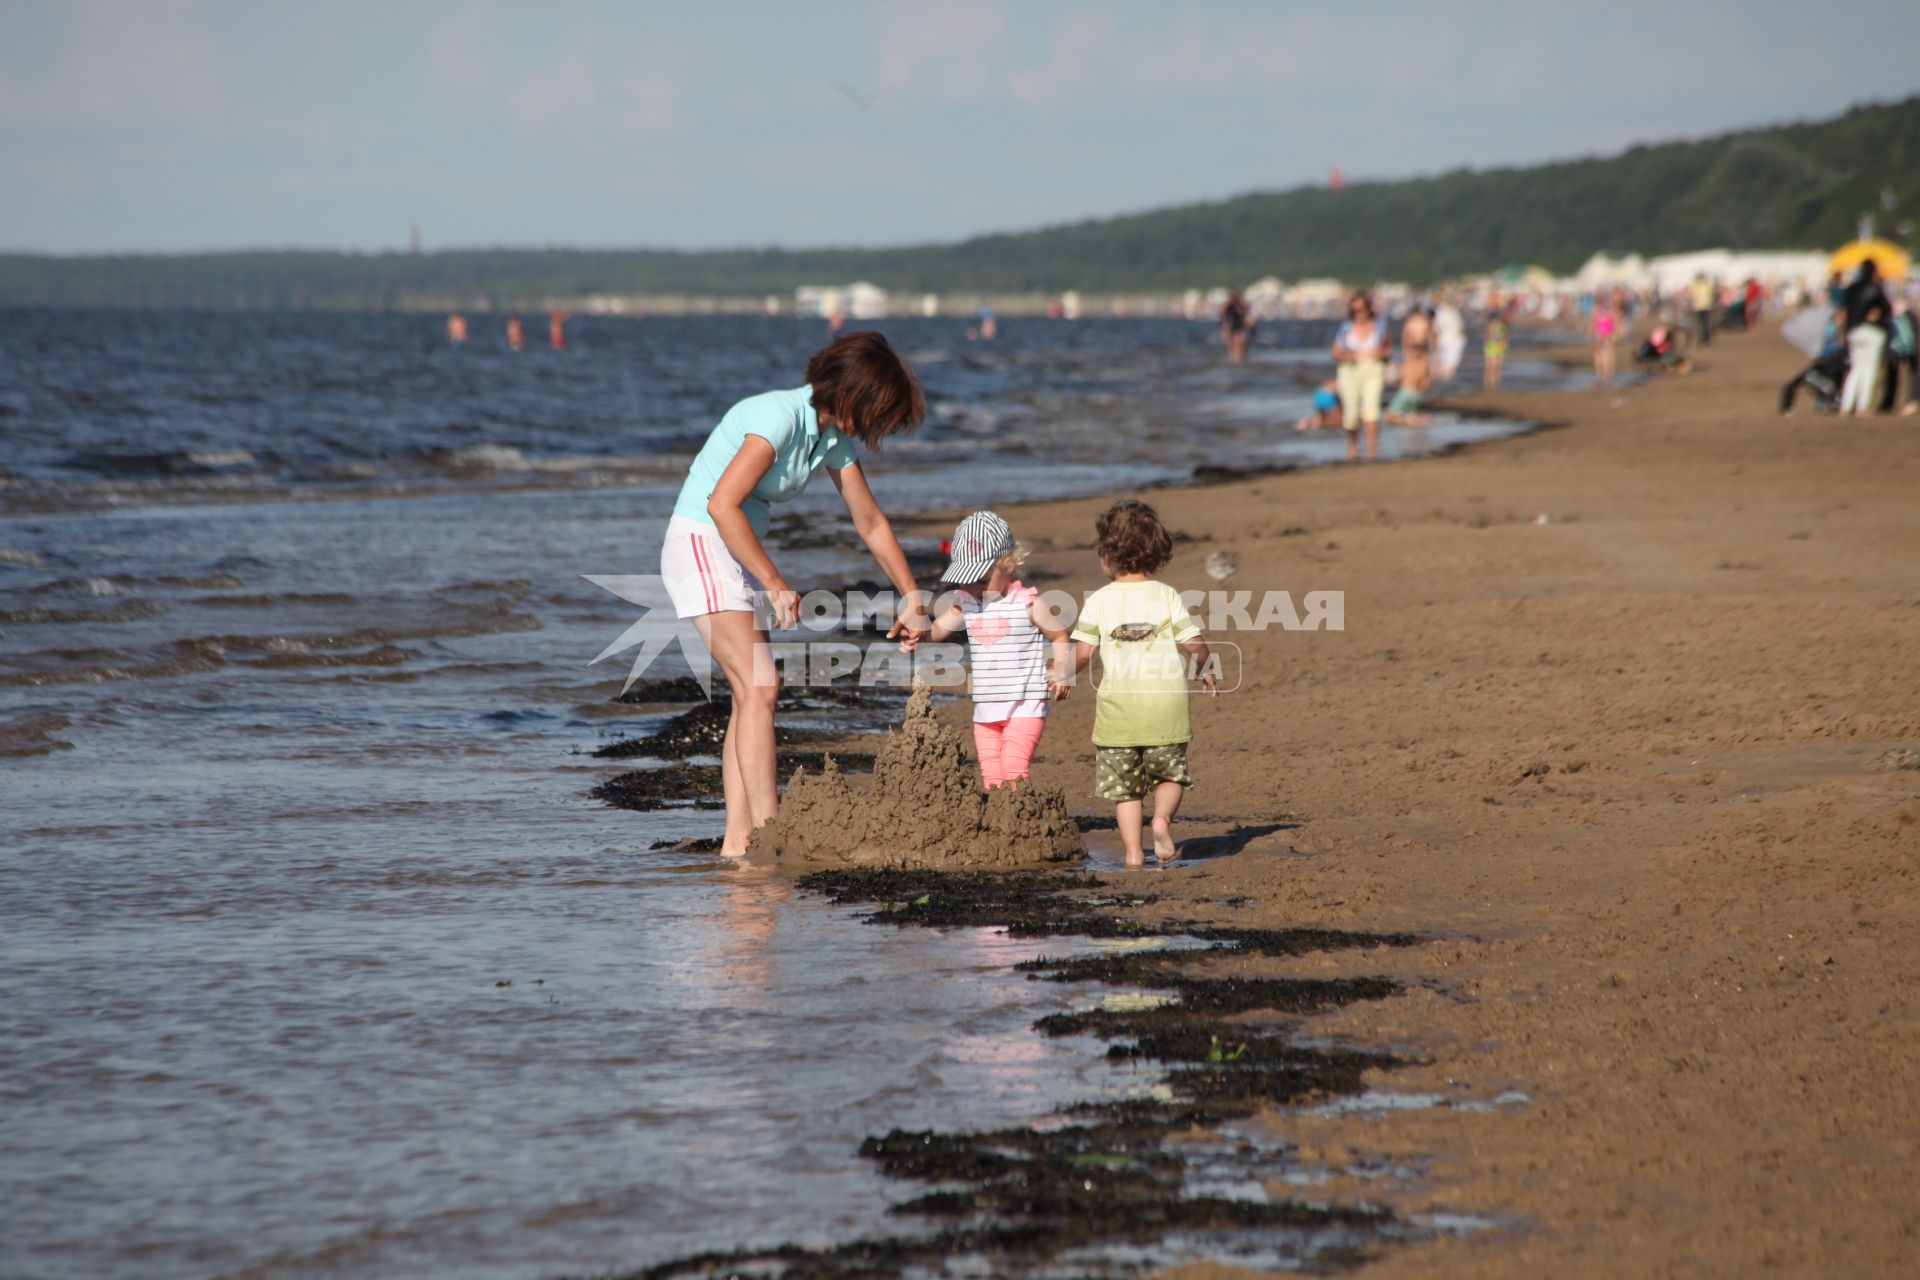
[
  {"xmin": 0, "ymin": 0, "xmax": 223, "ymax": 130},
  {"xmin": 493, "ymin": 27, "xmax": 692, "ymax": 141},
  {"xmin": 427, "ymin": 2, "xmax": 500, "ymax": 98},
  {"xmin": 870, "ymin": 0, "xmax": 1010, "ymax": 99},
  {"xmin": 1007, "ymin": 8, "xmax": 1330, "ymax": 110}
]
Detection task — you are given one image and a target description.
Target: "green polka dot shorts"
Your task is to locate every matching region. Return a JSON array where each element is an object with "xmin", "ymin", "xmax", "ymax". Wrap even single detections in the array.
[{"xmin": 1094, "ymin": 742, "xmax": 1193, "ymax": 802}]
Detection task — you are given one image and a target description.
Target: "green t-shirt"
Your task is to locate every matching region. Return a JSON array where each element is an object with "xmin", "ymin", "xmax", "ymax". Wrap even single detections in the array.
[{"xmin": 1072, "ymin": 579, "xmax": 1202, "ymax": 747}]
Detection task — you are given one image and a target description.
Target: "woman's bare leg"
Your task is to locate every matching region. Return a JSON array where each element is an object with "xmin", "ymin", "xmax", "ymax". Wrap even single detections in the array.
[
  {"xmin": 1363, "ymin": 417, "xmax": 1380, "ymax": 461},
  {"xmin": 693, "ymin": 610, "xmax": 780, "ymax": 857}
]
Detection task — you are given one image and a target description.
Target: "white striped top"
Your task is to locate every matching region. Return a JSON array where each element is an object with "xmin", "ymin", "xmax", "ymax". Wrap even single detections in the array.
[{"xmin": 959, "ymin": 582, "xmax": 1050, "ymax": 722}]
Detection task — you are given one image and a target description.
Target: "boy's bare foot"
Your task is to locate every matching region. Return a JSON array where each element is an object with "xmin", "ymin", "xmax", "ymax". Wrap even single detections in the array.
[{"xmin": 1151, "ymin": 819, "xmax": 1178, "ymax": 862}]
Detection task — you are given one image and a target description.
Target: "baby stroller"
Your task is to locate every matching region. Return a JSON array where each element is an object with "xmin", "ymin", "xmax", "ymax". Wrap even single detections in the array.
[{"xmin": 1778, "ymin": 352, "xmax": 1847, "ymax": 414}]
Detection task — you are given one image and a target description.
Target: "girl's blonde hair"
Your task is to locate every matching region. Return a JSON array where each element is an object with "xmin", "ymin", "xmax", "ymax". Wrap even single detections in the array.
[{"xmin": 993, "ymin": 541, "xmax": 1032, "ymax": 574}]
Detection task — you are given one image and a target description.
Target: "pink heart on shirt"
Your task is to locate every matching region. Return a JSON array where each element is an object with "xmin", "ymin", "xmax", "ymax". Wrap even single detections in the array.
[{"xmin": 971, "ymin": 613, "xmax": 1009, "ymax": 647}]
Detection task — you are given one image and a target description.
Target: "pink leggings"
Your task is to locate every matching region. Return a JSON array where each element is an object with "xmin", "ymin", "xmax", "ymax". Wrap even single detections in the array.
[{"xmin": 973, "ymin": 717, "xmax": 1046, "ymax": 788}]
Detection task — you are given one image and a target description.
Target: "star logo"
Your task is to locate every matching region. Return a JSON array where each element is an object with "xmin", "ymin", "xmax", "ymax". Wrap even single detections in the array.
[{"xmin": 583, "ymin": 575, "xmax": 714, "ymax": 697}]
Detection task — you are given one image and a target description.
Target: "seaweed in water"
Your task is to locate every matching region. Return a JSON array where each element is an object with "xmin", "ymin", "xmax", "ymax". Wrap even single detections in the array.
[{"xmin": 613, "ymin": 869, "xmax": 1433, "ymax": 1278}]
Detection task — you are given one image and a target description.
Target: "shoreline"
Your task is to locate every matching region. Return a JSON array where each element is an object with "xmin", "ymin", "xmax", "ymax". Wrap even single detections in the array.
[{"xmin": 926, "ymin": 322, "xmax": 1917, "ymax": 1276}]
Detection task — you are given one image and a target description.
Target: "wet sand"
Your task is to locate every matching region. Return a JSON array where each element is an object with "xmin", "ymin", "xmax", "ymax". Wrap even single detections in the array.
[{"xmin": 893, "ymin": 329, "xmax": 1918, "ymax": 1276}]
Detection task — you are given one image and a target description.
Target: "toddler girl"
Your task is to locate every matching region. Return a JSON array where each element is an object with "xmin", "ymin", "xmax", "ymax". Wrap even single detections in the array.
[{"xmin": 927, "ymin": 511, "xmax": 1072, "ymax": 788}]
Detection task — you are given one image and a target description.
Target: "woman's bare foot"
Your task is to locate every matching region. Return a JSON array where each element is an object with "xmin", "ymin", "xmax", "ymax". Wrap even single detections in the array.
[{"xmin": 1151, "ymin": 819, "xmax": 1178, "ymax": 862}]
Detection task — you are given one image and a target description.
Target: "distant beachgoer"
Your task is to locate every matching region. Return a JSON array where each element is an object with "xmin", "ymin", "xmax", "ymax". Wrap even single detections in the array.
[
  {"xmin": 1399, "ymin": 306, "xmax": 1433, "ymax": 392},
  {"xmin": 1070, "ymin": 499, "xmax": 1215, "ymax": 865},
  {"xmin": 1743, "ymin": 279, "xmax": 1764, "ymax": 329},
  {"xmin": 1689, "ymin": 274, "xmax": 1715, "ymax": 347},
  {"xmin": 447, "ymin": 313, "xmax": 468, "ymax": 344},
  {"xmin": 1332, "ymin": 294, "xmax": 1390, "ymax": 461},
  {"xmin": 1220, "ymin": 291, "xmax": 1254, "ymax": 364},
  {"xmin": 1889, "ymin": 300, "xmax": 1918, "ymax": 415},
  {"xmin": 979, "ymin": 305, "xmax": 998, "ymax": 341},
  {"xmin": 1385, "ymin": 382, "xmax": 1429, "ymax": 427},
  {"xmin": 1295, "ymin": 380, "xmax": 1341, "ymax": 430},
  {"xmin": 1482, "ymin": 310, "xmax": 1510, "ymax": 390},
  {"xmin": 1592, "ymin": 296, "xmax": 1619, "ymax": 387},
  {"xmin": 659, "ymin": 331, "xmax": 929, "ymax": 857},
  {"xmin": 549, "ymin": 310, "xmax": 567, "ymax": 350},
  {"xmin": 1433, "ymin": 296, "xmax": 1467, "ymax": 382},
  {"xmin": 506, "ymin": 314, "xmax": 524, "ymax": 352},
  {"xmin": 923, "ymin": 511, "xmax": 1072, "ymax": 791},
  {"xmin": 826, "ymin": 308, "xmax": 846, "ymax": 335},
  {"xmin": 1839, "ymin": 304, "xmax": 1887, "ymax": 415}
]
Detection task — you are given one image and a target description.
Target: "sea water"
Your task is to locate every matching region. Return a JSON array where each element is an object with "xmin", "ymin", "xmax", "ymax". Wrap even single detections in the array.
[{"xmin": 0, "ymin": 310, "xmax": 1543, "ymax": 1277}]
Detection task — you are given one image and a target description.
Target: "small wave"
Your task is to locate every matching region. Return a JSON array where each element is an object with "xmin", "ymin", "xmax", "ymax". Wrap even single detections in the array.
[
  {"xmin": 0, "ymin": 600, "xmax": 167, "ymax": 625},
  {"xmin": 192, "ymin": 591, "xmax": 359, "ymax": 608},
  {"xmin": 156, "ymin": 573, "xmax": 246, "ymax": 589},
  {"xmin": 249, "ymin": 643, "xmax": 419, "ymax": 669},
  {"xmin": 0, "ymin": 648, "xmax": 224, "ymax": 687},
  {"xmin": 60, "ymin": 448, "xmax": 259, "ymax": 478},
  {"xmin": 0, "ymin": 711, "xmax": 75, "ymax": 756},
  {"xmin": 0, "ymin": 548, "xmax": 43, "ymax": 567},
  {"xmin": 30, "ymin": 576, "xmax": 124, "ymax": 597},
  {"xmin": 433, "ymin": 444, "xmax": 531, "ymax": 471},
  {"xmin": 434, "ymin": 578, "xmax": 535, "ymax": 598}
]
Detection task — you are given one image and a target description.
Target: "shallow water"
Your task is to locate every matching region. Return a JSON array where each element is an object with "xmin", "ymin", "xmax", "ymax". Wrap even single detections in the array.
[{"xmin": 1, "ymin": 310, "xmax": 1548, "ymax": 1277}]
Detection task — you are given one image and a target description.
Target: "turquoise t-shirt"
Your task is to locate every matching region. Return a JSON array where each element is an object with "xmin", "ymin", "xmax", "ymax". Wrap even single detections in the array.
[{"xmin": 672, "ymin": 385, "xmax": 858, "ymax": 536}]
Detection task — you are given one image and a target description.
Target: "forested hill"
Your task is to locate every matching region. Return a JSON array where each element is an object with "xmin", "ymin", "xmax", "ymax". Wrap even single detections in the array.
[{"xmin": 4, "ymin": 95, "xmax": 1914, "ymax": 308}]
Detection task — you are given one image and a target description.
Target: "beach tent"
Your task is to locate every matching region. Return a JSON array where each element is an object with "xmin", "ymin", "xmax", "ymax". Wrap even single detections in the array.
[{"xmin": 1829, "ymin": 238, "xmax": 1910, "ymax": 281}]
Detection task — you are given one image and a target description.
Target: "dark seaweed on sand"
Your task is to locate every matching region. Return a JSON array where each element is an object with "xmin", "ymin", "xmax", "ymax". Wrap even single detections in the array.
[
  {"xmin": 617, "ymin": 869, "xmax": 1432, "ymax": 1278},
  {"xmin": 592, "ymin": 752, "xmax": 877, "ymax": 812}
]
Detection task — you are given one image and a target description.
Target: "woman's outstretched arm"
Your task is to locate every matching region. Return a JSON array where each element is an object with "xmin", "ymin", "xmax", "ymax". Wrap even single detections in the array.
[{"xmin": 830, "ymin": 462, "xmax": 928, "ymax": 648}]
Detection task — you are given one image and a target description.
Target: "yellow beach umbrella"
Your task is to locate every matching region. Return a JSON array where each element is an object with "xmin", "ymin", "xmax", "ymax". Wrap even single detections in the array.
[{"xmin": 1828, "ymin": 238, "xmax": 1910, "ymax": 281}]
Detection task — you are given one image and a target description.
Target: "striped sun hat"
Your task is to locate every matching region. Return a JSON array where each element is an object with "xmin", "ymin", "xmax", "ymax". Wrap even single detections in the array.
[{"xmin": 941, "ymin": 510, "xmax": 1015, "ymax": 584}]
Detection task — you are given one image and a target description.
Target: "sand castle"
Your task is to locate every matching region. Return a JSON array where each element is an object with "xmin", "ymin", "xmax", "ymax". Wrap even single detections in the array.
[{"xmin": 748, "ymin": 684, "xmax": 1084, "ymax": 869}]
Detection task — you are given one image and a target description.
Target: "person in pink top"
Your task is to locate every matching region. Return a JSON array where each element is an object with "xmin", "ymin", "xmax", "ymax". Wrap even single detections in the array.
[
  {"xmin": 1592, "ymin": 294, "xmax": 1620, "ymax": 388},
  {"xmin": 925, "ymin": 510, "xmax": 1073, "ymax": 789}
]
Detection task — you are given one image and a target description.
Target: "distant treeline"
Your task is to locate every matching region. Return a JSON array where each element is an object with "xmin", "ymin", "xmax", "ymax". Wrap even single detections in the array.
[{"xmin": 4, "ymin": 96, "xmax": 1914, "ymax": 309}]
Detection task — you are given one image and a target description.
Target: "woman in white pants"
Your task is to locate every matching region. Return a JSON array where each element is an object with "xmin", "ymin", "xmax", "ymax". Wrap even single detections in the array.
[
  {"xmin": 1332, "ymin": 294, "xmax": 1390, "ymax": 461},
  {"xmin": 1839, "ymin": 307, "xmax": 1887, "ymax": 416}
]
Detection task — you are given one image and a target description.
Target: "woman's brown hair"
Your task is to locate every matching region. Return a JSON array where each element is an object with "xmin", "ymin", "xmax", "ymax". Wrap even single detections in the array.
[
  {"xmin": 806, "ymin": 331, "xmax": 926, "ymax": 449},
  {"xmin": 1095, "ymin": 499, "xmax": 1175, "ymax": 575}
]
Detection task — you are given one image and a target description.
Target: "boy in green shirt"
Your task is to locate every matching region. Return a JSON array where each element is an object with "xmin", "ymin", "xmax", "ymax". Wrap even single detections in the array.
[{"xmin": 1071, "ymin": 499, "xmax": 1216, "ymax": 864}]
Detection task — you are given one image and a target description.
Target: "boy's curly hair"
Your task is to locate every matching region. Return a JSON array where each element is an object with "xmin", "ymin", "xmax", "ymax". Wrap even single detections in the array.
[{"xmin": 1095, "ymin": 499, "xmax": 1174, "ymax": 575}]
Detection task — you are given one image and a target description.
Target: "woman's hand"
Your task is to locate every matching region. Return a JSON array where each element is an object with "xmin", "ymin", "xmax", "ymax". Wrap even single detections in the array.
[
  {"xmin": 764, "ymin": 579, "xmax": 802, "ymax": 630},
  {"xmin": 888, "ymin": 592, "xmax": 931, "ymax": 652},
  {"xmin": 1048, "ymin": 675, "xmax": 1073, "ymax": 701}
]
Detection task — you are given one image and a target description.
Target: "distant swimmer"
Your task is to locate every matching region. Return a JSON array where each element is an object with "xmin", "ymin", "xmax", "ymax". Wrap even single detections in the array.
[
  {"xmin": 979, "ymin": 305, "xmax": 998, "ymax": 341},
  {"xmin": 506, "ymin": 314, "xmax": 524, "ymax": 352},
  {"xmin": 447, "ymin": 313, "xmax": 468, "ymax": 343},
  {"xmin": 549, "ymin": 310, "xmax": 567, "ymax": 350},
  {"xmin": 1219, "ymin": 291, "xmax": 1254, "ymax": 364},
  {"xmin": 1399, "ymin": 305, "xmax": 1432, "ymax": 391},
  {"xmin": 1295, "ymin": 380, "xmax": 1341, "ymax": 430},
  {"xmin": 1482, "ymin": 306, "xmax": 1509, "ymax": 390}
]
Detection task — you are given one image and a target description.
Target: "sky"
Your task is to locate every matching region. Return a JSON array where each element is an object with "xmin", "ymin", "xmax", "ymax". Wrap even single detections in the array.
[{"xmin": 2, "ymin": 0, "xmax": 1915, "ymax": 255}]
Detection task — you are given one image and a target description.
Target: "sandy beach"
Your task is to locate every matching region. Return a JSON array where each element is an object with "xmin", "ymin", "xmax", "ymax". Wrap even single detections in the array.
[{"xmin": 892, "ymin": 328, "xmax": 1919, "ymax": 1275}]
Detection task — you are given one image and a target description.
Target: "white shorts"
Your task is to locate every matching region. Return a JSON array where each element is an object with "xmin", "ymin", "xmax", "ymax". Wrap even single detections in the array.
[{"xmin": 660, "ymin": 514, "xmax": 762, "ymax": 619}]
